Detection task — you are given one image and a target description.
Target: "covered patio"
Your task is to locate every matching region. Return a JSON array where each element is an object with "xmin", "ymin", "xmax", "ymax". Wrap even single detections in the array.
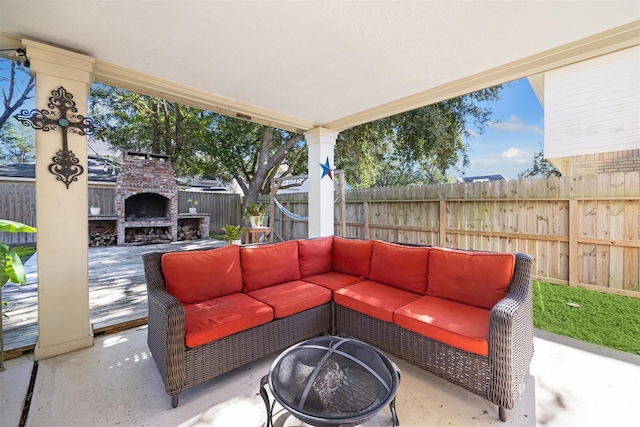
[
  {"xmin": 2, "ymin": 323, "xmax": 639, "ymax": 426},
  {"xmin": 1, "ymin": 1, "xmax": 639, "ymax": 426}
]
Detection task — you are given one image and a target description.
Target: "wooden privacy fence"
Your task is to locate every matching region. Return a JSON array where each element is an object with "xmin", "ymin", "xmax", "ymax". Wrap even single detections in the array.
[
  {"xmin": 0, "ymin": 184, "xmax": 242, "ymax": 245},
  {"xmin": 272, "ymin": 172, "xmax": 640, "ymax": 297},
  {"xmin": 178, "ymin": 190, "xmax": 242, "ymax": 235},
  {"xmin": 0, "ymin": 183, "xmax": 36, "ymax": 245}
]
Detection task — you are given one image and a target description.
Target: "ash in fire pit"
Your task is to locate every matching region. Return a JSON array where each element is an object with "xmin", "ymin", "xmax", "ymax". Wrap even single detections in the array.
[{"xmin": 261, "ymin": 336, "xmax": 400, "ymax": 427}]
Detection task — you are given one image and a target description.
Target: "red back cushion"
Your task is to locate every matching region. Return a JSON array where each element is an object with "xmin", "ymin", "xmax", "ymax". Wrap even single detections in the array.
[
  {"xmin": 332, "ymin": 237, "xmax": 373, "ymax": 278},
  {"xmin": 241, "ymin": 240, "xmax": 301, "ymax": 292},
  {"xmin": 161, "ymin": 245, "xmax": 243, "ymax": 304},
  {"xmin": 298, "ymin": 236, "xmax": 334, "ymax": 277},
  {"xmin": 369, "ymin": 241, "xmax": 430, "ymax": 294},
  {"xmin": 426, "ymin": 247, "xmax": 516, "ymax": 310}
]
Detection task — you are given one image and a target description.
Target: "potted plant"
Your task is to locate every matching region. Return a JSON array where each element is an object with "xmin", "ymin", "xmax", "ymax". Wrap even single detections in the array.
[
  {"xmin": 216, "ymin": 224, "xmax": 245, "ymax": 245},
  {"xmin": 244, "ymin": 201, "xmax": 265, "ymax": 228},
  {"xmin": 90, "ymin": 205, "xmax": 101, "ymax": 215},
  {"xmin": 1, "ymin": 219, "xmax": 36, "ymax": 371},
  {"xmin": 187, "ymin": 198, "xmax": 198, "ymax": 214}
]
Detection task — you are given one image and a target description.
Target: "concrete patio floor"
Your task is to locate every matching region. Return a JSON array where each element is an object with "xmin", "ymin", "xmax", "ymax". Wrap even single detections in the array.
[{"xmin": 2, "ymin": 326, "xmax": 639, "ymax": 427}]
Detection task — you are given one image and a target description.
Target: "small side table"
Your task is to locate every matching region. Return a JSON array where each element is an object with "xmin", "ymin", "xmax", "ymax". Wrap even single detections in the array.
[{"xmin": 245, "ymin": 227, "xmax": 271, "ymax": 244}]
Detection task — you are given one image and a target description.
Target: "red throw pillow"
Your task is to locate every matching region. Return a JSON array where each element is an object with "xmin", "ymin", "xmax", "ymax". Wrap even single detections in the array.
[
  {"xmin": 369, "ymin": 241, "xmax": 430, "ymax": 294},
  {"xmin": 298, "ymin": 236, "xmax": 334, "ymax": 277},
  {"xmin": 332, "ymin": 237, "xmax": 373, "ymax": 278},
  {"xmin": 426, "ymin": 247, "xmax": 515, "ymax": 310},
  {"xmin": 161, "ymin": 245, "xmax": 243, "ymax": 304},
  {"xmin": 241, "ymin": 240, "xmax": 301, "ymax": 292}
]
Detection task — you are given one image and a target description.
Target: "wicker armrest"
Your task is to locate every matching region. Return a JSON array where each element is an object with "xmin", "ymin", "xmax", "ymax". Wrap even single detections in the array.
[
  {"xmin": 487, "ymin": 253, "xmax": 534, "ymax": 409},
  {"xmin": 142, "ymin": 252, "xmax": 187, "ymax": 396}
]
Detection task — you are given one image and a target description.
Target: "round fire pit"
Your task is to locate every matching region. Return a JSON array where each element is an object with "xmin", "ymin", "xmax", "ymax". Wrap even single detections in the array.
[{"xmin": 260, "ymin": 336, "xmax": 400, "ymax": 427}]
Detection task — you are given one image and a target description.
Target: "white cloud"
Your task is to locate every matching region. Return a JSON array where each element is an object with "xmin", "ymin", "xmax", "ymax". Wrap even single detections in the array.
[
  {"xmin": 487, "ymin": 115, "xmax": 543, "ymax": 134},
  {"xmin": 463, "ymin": 147, "xmax": 534, "ymax": 179}
]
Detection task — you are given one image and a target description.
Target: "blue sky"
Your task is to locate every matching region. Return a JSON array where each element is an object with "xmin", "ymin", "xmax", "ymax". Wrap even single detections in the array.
[{"xmin": 461, "ymin": 78, "xmax": 544, "ymax": 179}]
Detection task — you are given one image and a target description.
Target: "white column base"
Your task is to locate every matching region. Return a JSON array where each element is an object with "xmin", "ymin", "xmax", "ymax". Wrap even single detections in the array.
[{"xmin": 35, "ymin": 332, "xmax": 94, "ymax": 361}]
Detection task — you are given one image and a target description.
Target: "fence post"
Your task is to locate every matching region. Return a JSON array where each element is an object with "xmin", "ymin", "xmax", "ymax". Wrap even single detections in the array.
[
  {"xmin": 439, "ymin": 200, "xmax": 447, "ymax": 247},
  {"xmin": 569, "ymin": 199, "xmax": 579, "ymax": 287},
  {"xmin": 364, "ymin": 201, "xmax": 370, "ymax": 240}
]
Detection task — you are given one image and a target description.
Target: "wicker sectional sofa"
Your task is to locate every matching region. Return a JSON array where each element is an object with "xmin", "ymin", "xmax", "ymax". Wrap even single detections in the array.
[{"xmin": 142, "ymin": 236, "xmax": 533, "ymax": 421}]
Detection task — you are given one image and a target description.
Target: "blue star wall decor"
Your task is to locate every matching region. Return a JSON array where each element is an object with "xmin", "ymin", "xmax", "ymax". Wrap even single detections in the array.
[{"xmin": 319, "ymin": 156, "xmax": 333, "ymax": 180}]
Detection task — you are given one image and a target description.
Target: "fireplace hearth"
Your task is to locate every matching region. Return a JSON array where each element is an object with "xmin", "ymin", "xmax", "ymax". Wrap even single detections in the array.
[
  {"xmin": 115, "ymin": 152, "xmax": 178, "ymax": 245},
  {"xmin": 125, "ymin": 193, "xmax": 170, "ymax": 220}
]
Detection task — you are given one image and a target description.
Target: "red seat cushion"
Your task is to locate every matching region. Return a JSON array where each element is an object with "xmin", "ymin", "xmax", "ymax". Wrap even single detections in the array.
[
  {"xmin": 427, "ymin": 247, "xmax": 515, "ymax": 310},
  {"xmin": 161, "ymin": 245, "xmax": 243, "ymax": 304},
  {"xmin": 333, "ymin": 237, "xmax": 373, "ymax": 278},
  {"xmin": 241, "ymin": 240, "xmax": 301, "ymax": 292},
  {"xmin": 247, "ymin": 280, "xmax": 332, "ymax": 318},
  {"xmin": 394, "ymin": 296, "xmax": 491, "ymax": 356},
  {"xmin": 369, "ymin": 241, "xmax": 430, "ymax": 294},
  {"xmin": 302, "ymin": 271, "xmax": 367, "ymax": 292},
  {"xmin": 334, "ymin": 280, "xmax": 421, "ymax": 323},
  {"xmin": 298, "ymin": 236, "xmax": 334, "ymax": 277},
  {"xmin": 183, "ymin": 293, "xmax": 274, "ymax": 348}
]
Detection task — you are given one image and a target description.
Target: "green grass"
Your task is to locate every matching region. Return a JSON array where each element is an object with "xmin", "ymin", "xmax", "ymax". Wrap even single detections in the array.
[
  {"xmin": 532, "ymin": 280, "xmax": 640, "ymax": 355},
  {"xmin": 12, "ymin": 245, "xmax": 36, "ymax": 264}
]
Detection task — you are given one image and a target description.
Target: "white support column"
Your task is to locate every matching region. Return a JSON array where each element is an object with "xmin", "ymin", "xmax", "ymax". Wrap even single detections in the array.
[
  {"xmin": 23, "ymin": 40, "xmax": 95, "ymax": 359},
  {"xmin": 305, "ymin": 127, "xmax": 338, "ymax": 238}
]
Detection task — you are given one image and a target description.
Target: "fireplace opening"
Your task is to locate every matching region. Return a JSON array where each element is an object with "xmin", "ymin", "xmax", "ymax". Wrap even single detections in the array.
[{"xmin": 125, "ymin": 193, "xmax": 170, "ymax": 220}]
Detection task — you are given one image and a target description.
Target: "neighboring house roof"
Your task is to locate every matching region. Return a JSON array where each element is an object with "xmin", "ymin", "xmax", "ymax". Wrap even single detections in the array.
[
  {"xmin": 462, "ymin": 174, "xmax": 507, "ymax": 183},
  {"xmin": 0, "ymin": 156, "xmax": 120, "ymax": 183},
  {"xmin": 0, "ymin": 156, "xmax": 238, "ymax": 192},
  {"xmin": 0, "ymin": 162, "xmax": 34, "ymax": 179}
]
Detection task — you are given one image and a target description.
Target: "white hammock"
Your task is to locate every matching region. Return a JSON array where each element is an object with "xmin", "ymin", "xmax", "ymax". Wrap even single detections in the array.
[{"xmin": 274, "ymin": 198, "xmax": 308, "ymax": 222}]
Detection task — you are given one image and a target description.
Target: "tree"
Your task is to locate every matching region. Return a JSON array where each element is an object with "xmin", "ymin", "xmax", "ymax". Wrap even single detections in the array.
[
  {"xmin": 89, "ymin": 85, "xmax": 306, "ymax": 205},
  {"xmin": 0, "ymin": 119, "xmax": 34, "ymax": 164},
  {"xmin": 193, "ymin": 116, "xmax": 306, "ymax": 204},
  {"xmin": 518, "ymin": 148, "xmax": 560, "ymax": 179},
  {"xmin": 336, "ymin": 87, "xmax": 500, "ymax": 188},
  {"xmin": 0, "ymin": 60, "xmax": 35, "ymax": 131},
  {"xmin": 90, "ymin": 84, "xmax": 502, "ymax": 204}
]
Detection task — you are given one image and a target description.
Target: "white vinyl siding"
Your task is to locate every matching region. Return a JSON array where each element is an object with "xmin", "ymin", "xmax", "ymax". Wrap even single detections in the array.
[{"xmin": 544, "ymin": 46, "xmax": 640, "ymax": 159}]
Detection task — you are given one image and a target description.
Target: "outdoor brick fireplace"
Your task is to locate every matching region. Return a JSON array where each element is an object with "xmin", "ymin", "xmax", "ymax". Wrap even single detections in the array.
[{"xmin": 115, "ymin": 152, "xmax": 178, "ymax": 245}]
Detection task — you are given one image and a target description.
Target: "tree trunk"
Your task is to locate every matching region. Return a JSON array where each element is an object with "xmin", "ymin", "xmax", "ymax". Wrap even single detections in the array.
[{"xmin": 243, "ymin": 128, "xmax": 304, "ymax": 206}]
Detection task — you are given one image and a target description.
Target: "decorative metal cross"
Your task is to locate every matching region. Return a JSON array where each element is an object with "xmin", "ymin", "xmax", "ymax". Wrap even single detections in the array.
[{"xmin": 14, "ymin": 86, "xmax": 104, "ymax": 189}]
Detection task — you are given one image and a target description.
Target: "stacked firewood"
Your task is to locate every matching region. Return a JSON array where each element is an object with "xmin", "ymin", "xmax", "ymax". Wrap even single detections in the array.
[
  {"xmin": 177, "ymin": 221, "xmax": 203, "ymax": 241},
  {"xmin": 124, "ymin": 227, "xmax": 173, "ymax": 245},
  {"xmin": 89, "ymin": 231, "xmax": 117, "ymax": 247}
]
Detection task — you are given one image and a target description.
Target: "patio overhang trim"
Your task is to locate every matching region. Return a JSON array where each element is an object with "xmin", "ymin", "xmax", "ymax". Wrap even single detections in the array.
[
  {"xmin": 3, "ymin": 20, "xmax": 639, "ymax": 136},
  {"xmin": 326, "ymin": 19, "xmax": 640, "ymax": 132},
  {"xmin": 93, "ymin": 61, "xmax": 315, "ymax": 135}
]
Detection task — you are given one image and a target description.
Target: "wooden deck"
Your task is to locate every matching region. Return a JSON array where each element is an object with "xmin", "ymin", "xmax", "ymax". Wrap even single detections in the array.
[{"xmin": 2, "ymin": 239, "xmax": 225, "ymax": 360}]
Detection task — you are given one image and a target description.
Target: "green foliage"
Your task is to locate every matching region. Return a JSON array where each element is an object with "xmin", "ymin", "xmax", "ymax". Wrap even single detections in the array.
[
  {"xmin": 337, "ymin": 87, "xmax": 500, "ymax": 188},
  {"xmin": 90, "ymin": 82, "xmax": 502, "ymax": 196},
  {"xmin": 215, "ymin": 224, "xmax": 245, "ymax": 242},
  {"xmin": 12, "ymin": 246, "xmax": 35, "ymax": 263},
  {"xmin": 243, "ymin": 201, "xmax": 265, "ymax": 217},
  {"xmin": 518, "ymin": 148, "xmax": 561, "ymax": 179},
  {"xmin": 1, "ymin": 220, "xmax": 37, "ymax": 287},
  {"xmin": 187, "ymin": 198, "xmax": 198, "ymax": 207},
  {"xmin": 90, "ymin": 85, "xmax": 305, "ymax": 204},
  {"xmin": 533, "ymin": 281, "xmax": 640, "ymax": 354},
  {"xmin": 195, "ymin": 116, "xmax": 305, "ymax": 202},
  {"xmin": 0, "ymin": 119, "xmax": 35, "ymax": 164}
]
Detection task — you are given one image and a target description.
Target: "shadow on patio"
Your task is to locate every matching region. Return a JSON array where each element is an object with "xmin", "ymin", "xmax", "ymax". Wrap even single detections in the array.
[
  {"xmin": 2, "ymin": 326, "xmax": 639, "ymax": 426},
  {"xmin": 1, "ymin": 240, "xmax": 639, "ymax": 426}
]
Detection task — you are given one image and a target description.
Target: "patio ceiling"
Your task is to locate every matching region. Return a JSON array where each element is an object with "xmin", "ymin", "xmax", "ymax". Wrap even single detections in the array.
[{"xmin": 0, "ymin": 1, "xmax": 638, "ymax": 134}]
